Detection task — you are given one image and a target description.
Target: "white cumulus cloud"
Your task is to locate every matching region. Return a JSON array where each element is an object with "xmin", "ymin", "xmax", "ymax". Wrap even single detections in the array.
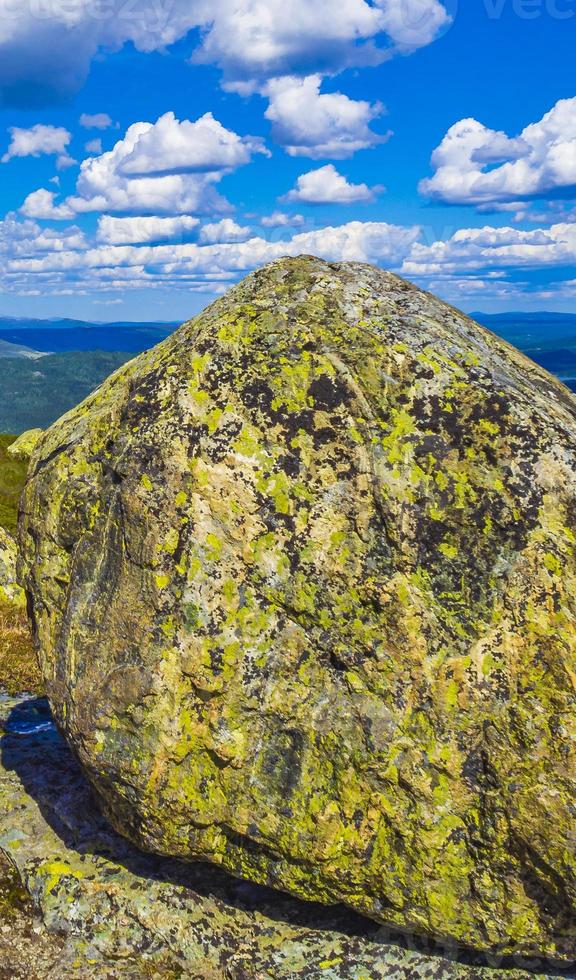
[
  {"xmin": 23, "ymin": 113, "xmax": 269, "ymax": 218},
  {"xmin": 402, "ymin": 223, "xmax": 576, "ymax": 277},
  {"xmin": 85, "ymin": 138, "xmax": 103, "ymax": 155},
  {"xmin": 260, "ymin": 211, "xmax": 305, "ymax": 227},
  {"xmin": 374, "ymin": 0, "xmax": 452, "ymax": 52},
  {"xmin": 0, "ymin": 214, "xmax": 86, "ymax": 258},
  {"xmin": 0, "ymin": 0, "xmax": 452, "ymax": 105},
  {"xmin": 420, "ymin": 98, "xmax": 576, "ymax": 207},
  {"xmin": 263, "ymin": 75, "xmax": 388, "ymax": 158},
  {"xmin": 1, "ymin": 221, "xmax": 421, "ymax": 294},
  {"xmin": 195, "ymin": 0, "xmax": 452, "ymax": 84},
  {"xmin": 199, "ymin": 219, "xmax": 253, "ymax": 243},
  {"xmin": 284, "ymin": 164, "xmax": 382, "ymax": 203},
  {"xmin": 117, "ymin": 112, "xmax": 269, "ymax": 176},
  {"xmin": 2, "ymin": 124, "xmax": 74, "ymax": 168},
  {"xmin": 80, "ymin": 113, "xmax": 114, "ymax": 130},
  {"xmin": 20, "ymin": 189, "xmax": 75, "ymax": 220},
  {"xmin": 96, "ymin": 215, "xmax": 201, "ymax": 245}
]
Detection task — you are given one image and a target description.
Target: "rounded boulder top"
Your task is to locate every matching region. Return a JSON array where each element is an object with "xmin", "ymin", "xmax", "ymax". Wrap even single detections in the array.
[
  {"xmin": 19, "ymin": 256, "xmax": 576, "ymax": 961},
  {"xmin": 7, "ymin": 428, "xmax": 44, "ymax": 463}
]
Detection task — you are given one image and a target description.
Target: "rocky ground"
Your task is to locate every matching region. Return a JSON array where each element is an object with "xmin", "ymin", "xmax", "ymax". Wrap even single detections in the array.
[{"xmin": 0, "ymin": 851, "xmax": 64, "ymax": 979}]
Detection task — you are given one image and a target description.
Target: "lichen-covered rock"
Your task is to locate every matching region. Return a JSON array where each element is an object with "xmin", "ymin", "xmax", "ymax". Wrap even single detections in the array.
[
  {"xmin": 7, "ymin": 428, "xmax": 43, "ymax": 462},
  {"xmin": 19, "ymin": 256, "xmax": 576, "ymax": 961},
  {"xmin": 0, "ymin": 527, "xmax": 24, "ymax": 605}
]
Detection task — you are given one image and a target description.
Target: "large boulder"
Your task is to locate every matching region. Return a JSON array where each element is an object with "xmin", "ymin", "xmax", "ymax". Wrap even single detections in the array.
[{"xmin": 19, "ymin": 256, "xmax": 576, "ymax": 961}]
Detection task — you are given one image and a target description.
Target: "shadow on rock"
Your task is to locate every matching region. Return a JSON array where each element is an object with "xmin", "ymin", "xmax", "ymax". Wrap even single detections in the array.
[{"xmin": 0, "ymin": 696, "xmax": 378, "ymax": 932}]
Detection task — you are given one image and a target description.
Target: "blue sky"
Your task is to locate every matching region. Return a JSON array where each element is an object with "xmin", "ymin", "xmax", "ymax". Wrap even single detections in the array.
[{"xmin": 0, "ymin": 0, "xmax": 574, "ymax": 320}]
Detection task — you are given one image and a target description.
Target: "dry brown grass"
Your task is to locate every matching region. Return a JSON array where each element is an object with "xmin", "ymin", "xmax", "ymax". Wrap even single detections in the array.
[{"xmin": 0, "ymin": 599, "xmax": 43, "ymax": 696}]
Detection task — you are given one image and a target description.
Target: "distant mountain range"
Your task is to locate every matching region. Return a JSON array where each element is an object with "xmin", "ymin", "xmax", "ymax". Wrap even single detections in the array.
[
  {"xmin": 0, "ymin": 316, "xmax": 177, "ymax": 329},
  {"xmin": 473, "ymin": 312, "xmax": 576, "ymax": 392},
  {"xmin": 473, "ymin": 312, "xmax": 576, "ymax": 321},
  {"xmin": 0, "ymin": 318, "xmax": 180, "ymax": 433},
  {"xmin": 0, "ymin": 311, "xmax": 575, "ymax": 433},
  {"xmin": 3, "ymin": 312, "xmax": 575, "ymax": 353},
  {"xmin": 0, "ymin": 317, "xmax": 177, "ymax": 355},
  {"xmin": 473, "ymin": 311, "xmax": 576, "ymax": 345}
]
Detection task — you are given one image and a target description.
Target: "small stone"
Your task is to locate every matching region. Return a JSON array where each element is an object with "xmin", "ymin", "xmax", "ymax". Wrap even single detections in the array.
[{"xmin": 6, "ymin": 428, "xmax": 44, "ymax": 463}]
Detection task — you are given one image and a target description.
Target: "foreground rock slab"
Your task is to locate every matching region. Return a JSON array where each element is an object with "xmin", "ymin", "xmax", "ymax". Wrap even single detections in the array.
[
  {"xmin": 20, "ymin": 256, "xmax": 576, "ymax": 959},
  {"xmin": 1, "ymin": 693, "xmax": 555, "ymax": 980}
]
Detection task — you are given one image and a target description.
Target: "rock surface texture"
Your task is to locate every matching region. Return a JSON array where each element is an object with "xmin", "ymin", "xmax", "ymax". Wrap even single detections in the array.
[
  {"xmin": 19, "ymin": 256, "xmax": 576, "ymax": 961},
  {"xmin": 3, "ymin": 693, "xmax": 551, "ymax": 980},
  {"xmin": 0, "ymin": 527, "xmax": 24, "ymax": 605}
]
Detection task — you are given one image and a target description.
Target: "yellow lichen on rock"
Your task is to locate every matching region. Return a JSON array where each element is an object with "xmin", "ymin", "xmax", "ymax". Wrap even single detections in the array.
[{"xmin": 0, "ymin": 527, "xmax": 24, "ymax": 606}]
